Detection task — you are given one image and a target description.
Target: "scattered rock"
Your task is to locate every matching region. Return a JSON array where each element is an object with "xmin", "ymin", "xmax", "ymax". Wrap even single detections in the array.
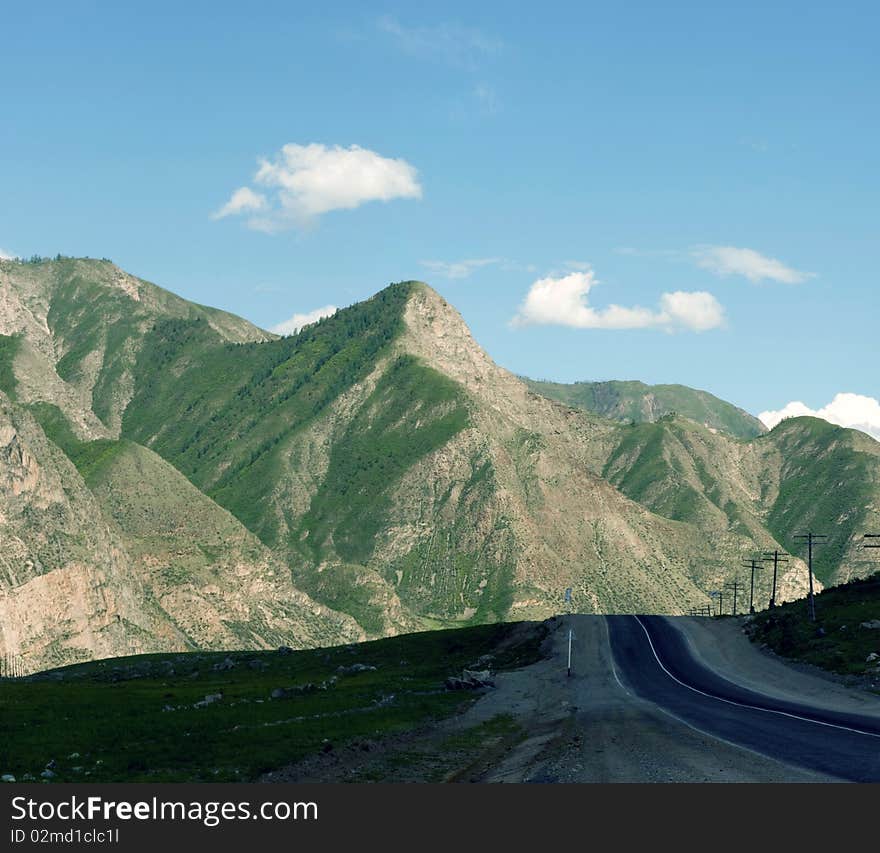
[
  {"xmin": 336, "ymin": 663, "xmax": 377, "ymax": 675},
  {"xmin": 1, "ymin": 774, "xmax": 15, "ymax": 783},
  {"xmin": 193, "ymin": 693, "xmax": 223, "ymax": 709},
  {"xmin": 68, "ymin": 752, "xmax": 80, "ymax": 760},
  {"xmin": 463, "ymin": 669, "xmax": 495, "ymax": 687},
  {"xmin": 445, "ymin": 669, "xmax": 495, "ymax": 690},
  {"xmin": 866, "ymin": 652, "xmax": 879, "ymax": 663},
  {"xmin": 270, "ymin": 683, "xmax": 317, "ymax": 700},
  {"xmin": 40, "ymin": 769, "xmax": 55, "ymax": 779},
  {"xmin": 45, "ymin": 759, "xmax": 57, "ymax": 770},
  {"xmin": 212, "ymin": 657, "xmax": 235, "ymax": 672},
  {"xmin": 860, "ymin": 620, "xmax": 880, "ymax": 630}
]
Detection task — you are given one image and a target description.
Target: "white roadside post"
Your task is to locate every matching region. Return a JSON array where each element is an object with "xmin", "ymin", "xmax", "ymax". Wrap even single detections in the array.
[{"xmin": 564, "ymin": 587, "xmax": 573, "ymax": 677}]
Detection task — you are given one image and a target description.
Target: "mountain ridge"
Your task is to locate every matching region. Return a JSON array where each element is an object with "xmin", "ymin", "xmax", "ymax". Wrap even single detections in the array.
[
  {"xmin": 523, "ymin": 377, "xmax": 766, "ymax": 439},
  {"xmin": 3, "ymin": 257, "xmax": 877, "ymax": 671}
]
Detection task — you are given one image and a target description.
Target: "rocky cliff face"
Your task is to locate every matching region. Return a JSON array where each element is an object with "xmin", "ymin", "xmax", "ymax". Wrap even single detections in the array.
[{"xmin": 2, "ymin": 259, "xmax": 875, "ymax": 671}]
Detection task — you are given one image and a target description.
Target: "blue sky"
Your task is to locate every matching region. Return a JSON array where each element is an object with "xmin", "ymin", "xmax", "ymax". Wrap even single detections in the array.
[{"xmin": 2, "ymin": 1, "xmax": 878, "ymax": 429}]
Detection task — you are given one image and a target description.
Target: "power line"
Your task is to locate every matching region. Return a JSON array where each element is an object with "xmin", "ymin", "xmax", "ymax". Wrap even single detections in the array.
[
  {"xmin": 761, "ymin": 550, "xmax": 789, "ymax": 609},
  {"xmin": 793, "ymin": 533, "xmax": 827, "ymax": 622},
  {"xmin": 724, "ymin": 579, "xmax": 741, "ymax": 616},
  {"xmin": 742, "ymin": 558, "xmax": 765, "ymax": 615}
]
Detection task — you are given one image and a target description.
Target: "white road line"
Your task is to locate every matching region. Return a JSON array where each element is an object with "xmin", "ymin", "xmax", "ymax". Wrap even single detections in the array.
[
  {"xmin": 634, "ymin": 615, "xmax": 880, "ymax": 740},
  {"xmin": 601, "ymin": 617, "xmax": 831, "ymax": 772}
]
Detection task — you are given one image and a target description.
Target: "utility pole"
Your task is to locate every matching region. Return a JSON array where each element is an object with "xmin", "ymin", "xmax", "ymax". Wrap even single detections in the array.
[
  {"xmin": 761, "ymin": 550, "xmax": 789, "ymax": 608},
  {"xmin": 742, "ymin": 559, "xmax": 764, "ymax": 614},
  {"xmin": 793, "ymin": 533, "xmax": 827, "ymax": 622},
  {"xmin": 725, "ymin": 580, "xmax": 740, "ymax": 616}
]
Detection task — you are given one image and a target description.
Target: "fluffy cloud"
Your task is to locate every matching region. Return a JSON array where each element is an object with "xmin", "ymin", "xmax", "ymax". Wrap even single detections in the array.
[
  {"xmin": 658, "ymin": 290, "xmax": 725, "ymax": 332},
  {"xmin": 420, "ymin": 258, "xmax": 500, "ymax": 279},
  {"xmin": 759, "ymin": 393, "xmax": 880, "ymax": 441},
  {"xmin": 211, "ymin": 187, "xmax": 267, "ymax": 220},
  {"xmin": 511, "ymin": 270, "xmax": 724, "ymax": 332},
  {"xmin": 214, "ymin": 143, "xmax": 422, "ymax": 231},
  {"xmin": 271, "ymin": 304, "xmax": 337, "ymax": 336},
  {"xmin": 0, "ymin": 248, "xmax": 17, "ymax": 260},
  {"xmin": 693, "ymin": 246, "xmax": 812, "ymax": 284}
]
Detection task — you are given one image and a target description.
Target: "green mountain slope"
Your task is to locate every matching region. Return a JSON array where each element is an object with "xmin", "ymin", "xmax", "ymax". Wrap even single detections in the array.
[
  {"xmin": 590, "ymin": 413, "xmax": 880, "ymax": 591},
  {"xmin": 0, "ymin": 257, "xmax": 271, "ymax": 437},
  {"xmin": 3, "ymin": 256, "xmax": 880, "ymax": 671},
  {"xmin": 524, "ymin": 378, "xmax": 766, "ymax": 439}
]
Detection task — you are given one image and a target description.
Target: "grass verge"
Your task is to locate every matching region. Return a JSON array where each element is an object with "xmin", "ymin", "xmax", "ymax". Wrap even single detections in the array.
[{"xmin": 0, "ymin": 621, "xmax": 548, "ymax": 783}]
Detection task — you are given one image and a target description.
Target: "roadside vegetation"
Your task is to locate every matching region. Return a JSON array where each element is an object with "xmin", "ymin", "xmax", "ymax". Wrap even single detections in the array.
[
  {"xmin": 0, "ymin": 621, "xmax": 547, "ymax": 783},
  {"xmin": 746, "ymin": 571, "xmax": 880, "ymax": 681}
]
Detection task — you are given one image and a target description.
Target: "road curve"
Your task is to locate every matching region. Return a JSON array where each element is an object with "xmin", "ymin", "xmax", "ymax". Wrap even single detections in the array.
[{"xmin": 607, "ymin": 615, "xmax": 880, "ymax": 782}]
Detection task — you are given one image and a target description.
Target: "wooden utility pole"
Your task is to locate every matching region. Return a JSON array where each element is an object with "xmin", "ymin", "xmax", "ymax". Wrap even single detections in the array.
[
  {"xmin": 742, "ymin": 559, "xmax": 764, "ymax": 614},
  {"xmin": 794, "ymin": 533, "xmax": 827, "ymax": 622},
  {"xmin": 725, "ymin": 580, "xmax": 740, "ymax": 616},
  {"xmin": 761, "ymin": 550, "xmax": 789, "ymax": 608}
]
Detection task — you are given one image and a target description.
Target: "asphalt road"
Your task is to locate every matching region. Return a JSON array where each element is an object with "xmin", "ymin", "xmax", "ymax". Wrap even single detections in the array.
[{"xmin": 606, "ymin": 615, "xmax": 880, "ymax": 782}]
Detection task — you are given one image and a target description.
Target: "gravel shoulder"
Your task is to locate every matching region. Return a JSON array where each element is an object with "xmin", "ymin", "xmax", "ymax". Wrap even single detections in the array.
[
  {"xmin": 263, "ymin": 614, "xmax": 871, "ymax": 782},
  {"xmin": 669, "ymin": 616, "xmax": 880, "ymax": 719},
  {"xmin": 463, "ymin": 616, "xmax": 836, "ymax": 782}
]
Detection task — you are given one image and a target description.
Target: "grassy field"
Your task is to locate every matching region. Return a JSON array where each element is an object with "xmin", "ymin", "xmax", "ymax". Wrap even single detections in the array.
[
  {"xmin": 747, "ymin": 571, "xmax": 880, "ymax": 679},
  {"xmin": 0, "ymin": 621, "xmax": 548, "ymax": 783}
]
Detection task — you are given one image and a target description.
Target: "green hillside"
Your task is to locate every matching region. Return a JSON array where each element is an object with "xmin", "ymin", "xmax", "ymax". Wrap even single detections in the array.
[
  {"xmin": 524, "ymin": 378, "xmax": 765, "ymax": 439},
  {"xmin": 4, "ymin": 256, "xmax": 880, "ymax": 670},
  {"xmin": 747, "ymin": 571, "xmax": 880, "ymax": 678},
  {"xmin": 594, "ymin": 412, "xmax": 880, "ymax": 586}
]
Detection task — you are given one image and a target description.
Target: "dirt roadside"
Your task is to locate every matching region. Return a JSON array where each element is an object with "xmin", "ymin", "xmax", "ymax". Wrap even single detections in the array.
[
  {"xmin": 264, "ymin": 614, "xmax": 872, "ymax": 782},
  {"xmin": 462, "ymin": 615, "xmax": 836, "ymax": 782},
  {"xmin": 671, "ymin": 615, "xmax": 880, "ymax": 718}
]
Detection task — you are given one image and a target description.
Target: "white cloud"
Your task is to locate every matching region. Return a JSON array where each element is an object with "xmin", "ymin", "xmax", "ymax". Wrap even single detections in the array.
[
  {"xmin": 759, "ymin": 393, "xmax": 880, "ymax": 441},
  {"xmin": 658, "ymin": 290, "xmax": 726, "ymax": 332},
  {"xmin": 271, "ymin": 304, "xmax": 338, "ymax": 336},
  {"xmin": 214, "ymin": 143, "xmax": 422, "ymax": 231},
  {"xmin": 211, "ymin": 187, "xmax": 267, "ymax": 220},
  {"xmin": 511, "ymin": 270, "xmax": 724, "ymax": 332},
  {"xmin": 0, "ymin": 248, "xmax": 17, "ymax": 260},
  {"xmin": 420, "ymin": 258, "xmax": 500, "ymax": 279},
  {"xmin": 378, "ymin": 16, "xmax": 503, "ymax": 70},
  {"xmin": 693, "ymin": 246, "xmax": 812, "ymax": 284}
]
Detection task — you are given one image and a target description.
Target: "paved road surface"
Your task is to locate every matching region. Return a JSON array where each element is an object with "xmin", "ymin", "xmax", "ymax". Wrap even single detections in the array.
[
  {"xmin": 607, "ymin": 615, "xmax": 880, "ymax": 782},
  {"xmin": 472, "ymin": 615, "xmax": 879, "ymax": 782}
]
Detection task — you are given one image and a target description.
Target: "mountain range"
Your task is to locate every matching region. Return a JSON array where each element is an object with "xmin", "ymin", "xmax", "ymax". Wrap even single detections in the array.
[{"xmin": 2, "ymin": 257, "xmax": 879, "ymax": 671}]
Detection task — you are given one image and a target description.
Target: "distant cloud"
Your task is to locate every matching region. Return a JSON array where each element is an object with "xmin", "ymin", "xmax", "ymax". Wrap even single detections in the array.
[
  {"xmin": 511, "ymin": 269, "xmax": 724, "ymax": 332},
  {"xmin": 271, "ymin": 304, "xmax": 338, "ymax": 336},
  {"xmin": 759, "ymin": 393, "xmax": 880, "ymax": 441},
  {"xmin": 378, "ymin": 15, "xmax": 503, "ymax": 70},
  {"xmin": 420, "ymin": 258, "xmax": 500, "ymax": 279},
  {"xmin": 211, "ymin": 187, "xmax": 268, "ymax": 220},
  {"xmin": 214, "ymin": 143, "xmax": 422, "ymax": 232},
  {"xmin": 472, "ymin": 83, "xmax": 500, "ymax": 114},
  {"xmin": 0, "ymin": 248, "xmax": 17, "ymax": 260},
  {"xmin": 692, "ymin": 246, "xmax": 812, "ymax": 284}
]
